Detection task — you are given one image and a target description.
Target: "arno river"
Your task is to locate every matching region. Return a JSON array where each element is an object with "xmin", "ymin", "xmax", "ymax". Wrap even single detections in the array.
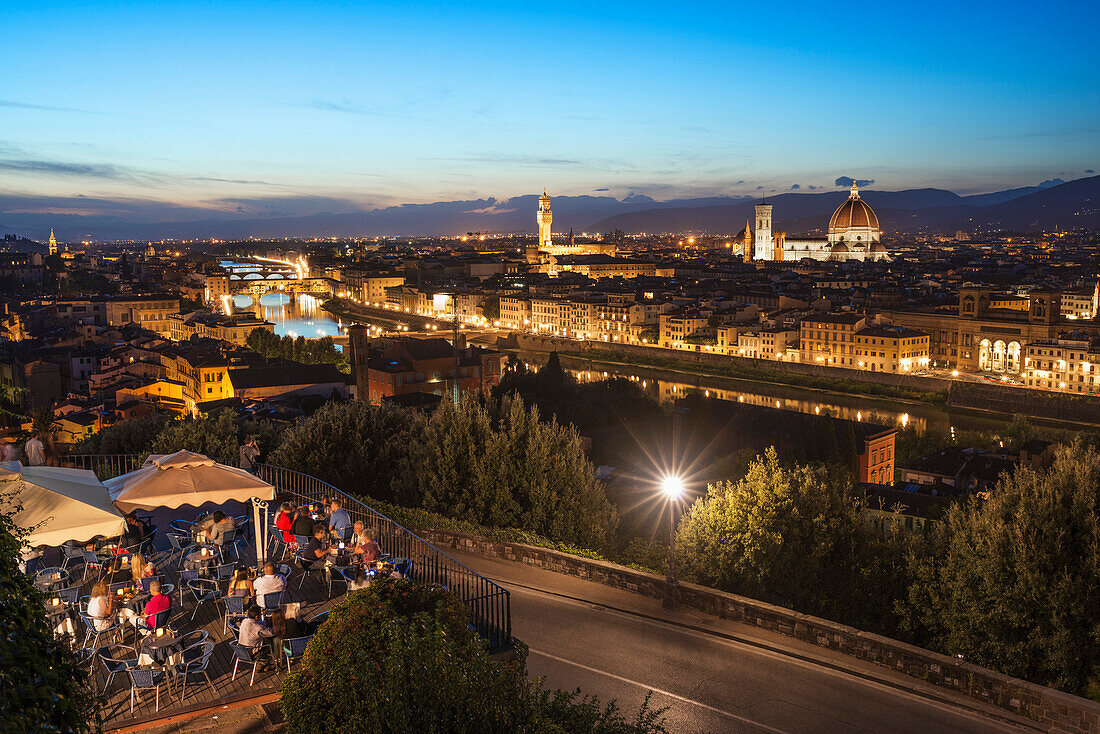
[
  {"xmin": 232, "ymin": 293, "xmax": 346, "ymax": 342},
  {"xmin": 514, "ymin": 351, "xmax": 1031, "ymax": 436}
]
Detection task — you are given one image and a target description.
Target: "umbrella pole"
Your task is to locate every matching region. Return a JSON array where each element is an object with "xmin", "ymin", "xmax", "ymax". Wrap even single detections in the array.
[{"xmin": 252, "ymin": 497, "xmax": 266, "ymax": 566}]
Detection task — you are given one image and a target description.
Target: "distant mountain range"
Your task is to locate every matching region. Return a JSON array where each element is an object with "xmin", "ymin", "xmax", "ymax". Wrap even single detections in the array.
[
  {"xmin": 2, "ymin": 177, "xmax": 1096, "ymax": 242},
  {"xmin": 587, "ymin": 176, "xmax": 1100, "ymax": 236}
]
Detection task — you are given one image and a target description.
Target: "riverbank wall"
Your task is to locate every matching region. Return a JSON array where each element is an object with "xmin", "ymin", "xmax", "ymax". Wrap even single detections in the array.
[
  {"xmin": 504, "ymin": 333, "xmax": 952, "ymax": 394},
  {"xmin": 504, "ymin": 333, "xmax": 1100, "ymax": 428}
]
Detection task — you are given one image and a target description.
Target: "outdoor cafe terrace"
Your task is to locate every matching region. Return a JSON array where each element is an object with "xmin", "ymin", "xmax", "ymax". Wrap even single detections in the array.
[{"xmin": 19, "ymin": 453, "xmax": 511, "ymax": 730}]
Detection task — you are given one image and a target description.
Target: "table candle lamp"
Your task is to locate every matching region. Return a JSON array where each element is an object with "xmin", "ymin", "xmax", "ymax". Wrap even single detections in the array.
[{"xmin": 51, "ymin": 597, "xmax": 60, "ymax": 606}]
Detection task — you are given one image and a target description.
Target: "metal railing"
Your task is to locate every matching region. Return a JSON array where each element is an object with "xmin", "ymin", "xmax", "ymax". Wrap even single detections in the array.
[{"xmin": 64, "ymin": 454, "xmax": 512, "ymax": 652}]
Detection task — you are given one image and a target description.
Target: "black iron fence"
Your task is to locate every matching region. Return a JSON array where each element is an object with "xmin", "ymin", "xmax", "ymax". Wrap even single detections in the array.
[{"xmin": 64, "ymin": 454, "xmax": 512, "ymax": 652}]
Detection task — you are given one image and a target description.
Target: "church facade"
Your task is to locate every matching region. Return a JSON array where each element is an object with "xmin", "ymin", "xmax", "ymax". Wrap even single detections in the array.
[{"xmin": 740, "ymin": 184, "xmax": 889, "ymax": 263}]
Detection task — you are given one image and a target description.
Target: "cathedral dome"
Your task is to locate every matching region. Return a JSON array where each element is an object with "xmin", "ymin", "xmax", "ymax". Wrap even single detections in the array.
[{"xmin": 829, "ymin": 185, "xmax": 879, "ymax": 232}]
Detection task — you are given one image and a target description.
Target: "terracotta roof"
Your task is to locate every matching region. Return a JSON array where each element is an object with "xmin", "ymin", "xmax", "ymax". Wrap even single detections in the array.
[{"xmin": 829, "ymin": 188, "xmax": 880, "ymax": 231}]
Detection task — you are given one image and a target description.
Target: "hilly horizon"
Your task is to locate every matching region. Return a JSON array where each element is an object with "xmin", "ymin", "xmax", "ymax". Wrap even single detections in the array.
[{"xmin": 2, "ymin": 177, "xmax": 1096, "ymax": 243}]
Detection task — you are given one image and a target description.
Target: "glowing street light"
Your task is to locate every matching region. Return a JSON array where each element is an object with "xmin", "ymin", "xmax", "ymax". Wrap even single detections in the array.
[{"xmin": 660, "ymin": 475, "xmax": 685, "ymax": 609}]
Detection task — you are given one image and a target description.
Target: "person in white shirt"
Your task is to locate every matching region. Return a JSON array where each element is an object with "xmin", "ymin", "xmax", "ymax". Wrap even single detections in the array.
[
  {"xmin": 86, "ymin": 580, "xmax": 114, "ymax": 632},
  {"xmin": 238, "ymin": 605, "xmax": 275, "ymax": 669},
  {"xmin": 253, "ymin": 562, "xmax": 286, "ymax": 607},
  {"xmin": 24, "ymin": 435, "xmax": 45, "ymax": 466}
]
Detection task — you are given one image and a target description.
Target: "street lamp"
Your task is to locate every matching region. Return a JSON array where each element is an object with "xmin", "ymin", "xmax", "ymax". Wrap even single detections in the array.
[{"xmin": 660, "ymin": 475, "xmax": 684, "ymax": 609}]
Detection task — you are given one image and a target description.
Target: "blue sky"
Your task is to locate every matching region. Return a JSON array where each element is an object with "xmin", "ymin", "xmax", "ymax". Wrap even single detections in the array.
[{"xmin": 1, "ymin": 0, "xmax": 1097, "ymax": 221}]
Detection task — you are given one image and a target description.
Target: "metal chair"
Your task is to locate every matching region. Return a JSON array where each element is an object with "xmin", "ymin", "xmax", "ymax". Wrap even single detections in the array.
[
  {"xmin": 328, "ymin": 565, "xmax": 356, "ymax": 597},
  {"xmin": 127, "ymin": 667, "xmax": 167, "ymax": 713},
  {"xmin": 169, "ymin": 519, "xmax": 195, "ymax": 535},
  {"xmin": 305, "ymin": 610, "xmax": 330, "ymax": 634},
  {"xmin": 281, "ymin": 635, "xmax": 312, "ymax": 671},
  {"xmin": 96, "ymin": 644, "xmax": 137, "ymax": 695},
  {"xmin": 216, "ymin": 529, "xmax": 239, "ymax": 561},
  {"xmin": 178, "ymin": 568, "xmax": 202, "ymax": 590},
  {"xmin": 56, "ymin": 585, "xmax": 81, "ymax": 607},
  {"xmin": 276, "ymin": 563, "xmax": 293, "ymax": 580},
  {"xmin": 60, "ymin": 544, "xmax": 84, "ymax": 570},
  {"xmin": 295, "ymin": 550, "xmax": 324, "ymax": 589},
  {"xmin": 222, "ymin": 595, "xmax": 249, "ymax": 635},
  {"xmin": 166, "ymin": 533, "xmax": 194, "ymax": 568},
  {"xmin": 230, "ymin": 642, "xmax": 263, "ymax": 686},
  {"xmin": 107, "ymin": 581, "xmax": 131, "ymax": 596},
  {"xmin": 80, "ymin": 614, "xmax": 121, "ymax": 649},
  {"xmin": 261, "ymin": 589, "xmax": 285, "ymax": 610},
  {"xmin": 390, "ymin": 557, "xmax": 413, "ymax": 578},
  {"xmin": 176, "ymin": 629, "xmax": 209, "ymax": 653},
  {"xmin": 292, "ymin": 533, "xmax": 312, "ymax": 549},
  {"xmin": 187, "ymin": 579, "xmax": 219, "ymax": 621},
  {"xmin": 173, "ymin": 641, "xmax": 216, "ymax": 704},
  {"xmin": 34, "ymin": 566, "xmax": 69, "ymax": 591},
  {"xmin": 139, "ymin": 575, "xmax": 165, "ymax": 593},
  {"xmin": 80, "ymin": 549, "xmax": 104, "ymax": 580},
  {"xmin": 135, "ymin": 606, "xmax": 173, "ymax": 638},
  {"xmin": 234, "ymin": 515, "xmax": 250, "ymax": 541},
  {"xmin": 214, "ymin": 562, "xmax": 237, "ymax": 585}
]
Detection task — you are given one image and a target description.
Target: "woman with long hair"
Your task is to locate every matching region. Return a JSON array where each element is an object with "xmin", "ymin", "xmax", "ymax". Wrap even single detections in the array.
[{"xmin": 86, "ymin": 579, "xmax": 114, "ymax": 631}]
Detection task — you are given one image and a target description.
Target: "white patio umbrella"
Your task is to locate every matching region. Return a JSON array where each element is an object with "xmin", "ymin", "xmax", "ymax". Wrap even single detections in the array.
[
  {"xmin": 104, "ymin": 450, "xmax": 275, "ymax": 563},
  {"xmin": 1, "ymin": 461, "xmax": 125, "ymax": 547},
  {"xmin": 105, "ymin": 450, "xmax": 274, "ymax": 512}
]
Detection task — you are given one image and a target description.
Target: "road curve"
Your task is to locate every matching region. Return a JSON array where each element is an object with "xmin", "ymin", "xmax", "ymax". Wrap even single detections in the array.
[{"xmin": 449, "ymin": 550, "xmax": 1034, "ymax": 734}]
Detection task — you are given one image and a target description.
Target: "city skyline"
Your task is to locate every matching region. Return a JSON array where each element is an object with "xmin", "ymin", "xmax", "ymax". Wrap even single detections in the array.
[{"xmin": 3, "ymin": 1, "xmax": 1098, "ymax": 226}]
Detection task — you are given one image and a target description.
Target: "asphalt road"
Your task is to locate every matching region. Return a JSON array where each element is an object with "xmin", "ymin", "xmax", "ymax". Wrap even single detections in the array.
[{"xmin": 450, "ymin": 551, "xmax": 1032, "ymax": 734}]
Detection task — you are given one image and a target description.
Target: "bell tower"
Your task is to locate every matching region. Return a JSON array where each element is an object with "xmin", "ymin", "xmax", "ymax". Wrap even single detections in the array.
[
  {"xmin": 537, "ymin": 189, "xmax": 553, "ymax": 251},
  {"xmin": 48, "ymin": 229, "xmax": 58, "ymax": 256},
  {"xmin": 753, "ymin": 204, "xmax": 773, "ymax": 260}
]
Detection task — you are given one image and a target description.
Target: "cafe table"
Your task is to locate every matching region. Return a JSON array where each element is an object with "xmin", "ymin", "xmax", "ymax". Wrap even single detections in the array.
[
  {"xmin": 183, "ymin": 549, "xmax": 218, "ymax": 573},
  {"xmin": 138, "ymin": 629, "xmax": 184, "ymax": 666},
  {"xmin": 44, "ymin": 598, "xmax": 75, "ymax": 637},
  {"xmin": 35, "ymin": 569, "xmax": 68, "ymax": 592}
]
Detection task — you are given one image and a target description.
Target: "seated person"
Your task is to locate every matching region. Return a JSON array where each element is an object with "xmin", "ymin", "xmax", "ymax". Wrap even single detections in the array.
[
  {"xmin": 290, "ymin": 508, "xmax": 315, "ymax": 540},
  {"xmin": 204, "ymin": 511, "xmax": 236, "ymax": 547},
  {"xmin": 103, "ymin": 556, "xmax": 132, "ymax": 586},
  {"xmin": 238, "ymin": 605, "xmax": 275, "ymax": 670},
  {"xmin": 130, "ymin": 553, "xmax": 155, "ymax": 582},
  {"xmin": 253, "ymin": 562, "xmax": 286, "ymax": 607},
  {"xmin": 275, "ymin": 502, "xmax": 296, "ymax": 543},
  {"xmin": 327, "ymin": 499, "xmax": 352, "ymax": 540},
  {"xmin": 119, "ymin": 512, "xmax": 149, "ymax": 549},
  {"xmin": 86, "ymin": 580, "xmax": 115, "ymax": 631},
  {"xmin": 136, "ymin": 579, "xmax": 171, "ymax": 633},
  {"xmin": 352, "ymin": 527, "xmax": 381, "ymax": 565},
  {"xmin": 303, "ymin": 525, "xmax": 336, "ymax": 569},
  {"xmin": 269, "ymin": 608, "xmax": 303, "ymax": 645},
  {"xmin": 347, "ymin": 567, "xmax": 372, "ymax": 591},
  {"xmin": 228, "ymin": 567, "xmax": 255, "ymax": 599}
]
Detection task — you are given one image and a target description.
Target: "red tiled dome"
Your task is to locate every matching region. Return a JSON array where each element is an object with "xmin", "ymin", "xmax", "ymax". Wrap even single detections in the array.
[{"xmin": 829, "ymin": 186, "xmax": 879, "ymax": 231}]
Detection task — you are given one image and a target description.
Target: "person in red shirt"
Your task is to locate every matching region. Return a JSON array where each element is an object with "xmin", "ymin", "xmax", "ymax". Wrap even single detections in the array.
[
  {"xmin": 276, "ymin": 502, "xmax": 295, "ymax": 543},
  {"xmin": 140, "ymin": 579, "xmax": 172, "ymax": 631}
]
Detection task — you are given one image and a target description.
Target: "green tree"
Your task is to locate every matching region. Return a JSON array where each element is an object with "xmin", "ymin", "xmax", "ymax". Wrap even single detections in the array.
[
  {"xmin": 150, "ymin": 409, "xmax": 277, "ymax": 461},
  {"xmin": 72, "ymin": 412, "xmax": 172, "ymax": 455},
  {"xmin": 901, "ymin": 438, "xmax": 1100, "ymax": 695},
  {"xmin": 280, "ymin": 577, "xmax": 667, "ymax": 733},
  {"xmin": 419, "ymin": 395, "xmax": 619, "ymax": 549},
  {"xmin": 675, "ymin": 448, "xmax": 874, "ymax": 625},
  {"xmin": 267, "ymin": 401, "xmax": 423, "ymax": 504},
  {"xmin": 0, "ymin": 488, "xmax": 99, "ymax": 732}
]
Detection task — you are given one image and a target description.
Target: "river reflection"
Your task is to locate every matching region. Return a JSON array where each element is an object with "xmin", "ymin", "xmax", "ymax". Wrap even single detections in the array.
[
  {"xmin": 569, "ymin": 368, "xmax": 928, "ymax": 432},
  {"xmin": 232, "ymin": 293, "xmax": 346, "ymax": 343}
]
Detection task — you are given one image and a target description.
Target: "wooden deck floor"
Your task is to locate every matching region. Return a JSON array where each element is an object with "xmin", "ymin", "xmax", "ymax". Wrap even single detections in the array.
[{"xmin": 45, "ymin": 502, "xmax": 341, "ymax": 730}]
